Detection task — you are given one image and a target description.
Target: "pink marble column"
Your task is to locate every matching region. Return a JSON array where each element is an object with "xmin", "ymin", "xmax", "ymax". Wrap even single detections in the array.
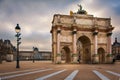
[
  {"xmin": 95, "ymin": 35, "xmax": 98, "ymax": 54},
  {"xmin": 107, "ymin": 32, "xmax": 112, "ymax": 54},
  {"xmin": 109, "ymin": 36, "xmax": 112, "ymax": 54},
  {"xmin": 106, "ymin": 31, "xmax": 112, "ymax": 63},
  {"xmin": 72, "ymin": 28, "xmax": 77, "ymax": 63},
  {"xmin": 57, "ymin": 27, "xmax": 60, "ymax": 53},
  {"xmin": 56, "ymin": 27, "xmax": 61, "ymax": 63},
  {"xmin": 93, "ymin": 30, "xmax": 98, "ymax": 54},
  {"xmin": 93, "ymin": 29, "xmax": 99, "ymax": 63},
  {"xmin": 73, "ymin": 29, "xmax": 77, "ymax": 54}
]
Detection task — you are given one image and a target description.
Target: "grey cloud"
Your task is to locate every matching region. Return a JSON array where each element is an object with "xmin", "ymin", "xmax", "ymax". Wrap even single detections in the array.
[
  {"xmin": 0, "ymin": 0, "xmax": 120, "ymax": 51},
  {"xmin": 0, "ymin": 0, "xmax": 54, "ymax": 51},
  {"xmin": 19, "ymin": 32, "xmax": 51, "ymax": 51},
  {"xmin": 95, "ymin": 0, "xmax": 120, "ymax": 15}
]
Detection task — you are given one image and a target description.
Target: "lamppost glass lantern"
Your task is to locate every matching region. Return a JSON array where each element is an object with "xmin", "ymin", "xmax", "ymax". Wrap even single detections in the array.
[{"xmin": 15, "ymin": 24, "xmax": 21, "ymax": 33}]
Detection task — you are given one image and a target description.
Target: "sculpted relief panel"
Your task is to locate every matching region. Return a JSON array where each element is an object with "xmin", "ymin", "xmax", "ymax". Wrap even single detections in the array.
[
  {"xmin": 60, "ymin": 35, "xmax": 72, "ymax": 42},
  {"xmin": 98, "ymin": 33, "xmax": 107, "ymax": 43},
  {"xmin": 98, "ymin": 37, "xmax": 107, "ymax": 43},
  {"xmin": 76, "ymin": 19, "xmax": 93, "ymax": 25},
  {"xmin": 97, "ymin": 20, "xmax": 109, "ymax": 26},
  {"xmin": 61, "ymin": 17, "xmax": 73, "ymax": 24}
]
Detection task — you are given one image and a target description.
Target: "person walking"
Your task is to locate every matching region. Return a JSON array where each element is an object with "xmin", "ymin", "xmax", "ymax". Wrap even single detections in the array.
[{"xmin": 78, "ymin": 55, "xmax": 81, "ymax": 64}]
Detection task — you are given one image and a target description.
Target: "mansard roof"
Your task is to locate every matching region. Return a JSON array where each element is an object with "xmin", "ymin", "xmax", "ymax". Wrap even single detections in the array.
[{"xmin": 112, "ymin": 38, "xmax": 120, "ymax": 47}]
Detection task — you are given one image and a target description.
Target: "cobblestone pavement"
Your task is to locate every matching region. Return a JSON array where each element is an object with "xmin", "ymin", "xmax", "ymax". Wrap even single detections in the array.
[{"xmin": 0, "ymin": 61, "xmax": 120, "ymax": 80}]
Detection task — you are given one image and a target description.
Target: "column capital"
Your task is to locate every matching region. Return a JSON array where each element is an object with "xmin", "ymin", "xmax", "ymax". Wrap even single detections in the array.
[
  {"xmin": 107, "ymin": 32, "xmax": 112, "ymax": 36},
  {"xmin": 72, "ymin": 30, "xmax": 77, "ymax": 34},
  {"xmin": 107, "ymin": 27, "xmax": 114, "ymax": 31},
  {"xmin": 93, "ymin": 31, "xmax": 98, "ymax": 35},
  {"xmin": 92, "ymin": 28, "xmax": 98, "ymax": 35},
  {"xmin": 57, "ymin": 30, "xmax": 61, "ymax": 34}
]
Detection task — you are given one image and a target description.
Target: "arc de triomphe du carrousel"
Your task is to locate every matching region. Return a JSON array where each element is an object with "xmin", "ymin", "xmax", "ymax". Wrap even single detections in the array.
[{"xmin": 50, "ymin": 5, "xmax": 114, "ymax": 64}]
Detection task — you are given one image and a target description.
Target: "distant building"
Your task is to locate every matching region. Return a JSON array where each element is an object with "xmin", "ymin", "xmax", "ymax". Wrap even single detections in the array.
[
  {"xmin": 112, "ymin": 38, "xmax": 120, "ymax": 60},
  {"xmin": 0, "ymin": 39, "xmax": 15, "ymax": 62},
  {"xmin": 19, "ymin": 51, "xmax": 51, "ymax": 60},
  {"xmin": 33, "ymin": 47, "xmax": 39, "ymax": 60}
]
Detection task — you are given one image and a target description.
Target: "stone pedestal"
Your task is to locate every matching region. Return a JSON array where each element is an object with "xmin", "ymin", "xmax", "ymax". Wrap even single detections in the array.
[
  {"xmin": 73, "ymin": 56, "xmax": 78, "ymax": 63},
  {"xmin": 56, "ymin": 53, "xmax": 61, "ymax": 64},
  {"xmin": 6, "ymin": 54, "xmax": 13, "ymax": 62},
  {"xmin": 92, "ymin": 54, "xmax": 99, "ymax": 64},
  {"xmin": 56, "ymin": 57, "xmax": 61, "ymax": 64},
  {"xmin": 106, "ymin": 55, "xmax": 113, "ymax": 63},
  {"xmin": 72, "ymin": 54, "xmax": 78, "ymax": 63}
]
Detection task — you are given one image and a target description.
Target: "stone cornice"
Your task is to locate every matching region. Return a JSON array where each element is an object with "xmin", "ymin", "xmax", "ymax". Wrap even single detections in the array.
[
  {"xmin": 51, "ymin": 25, "xmax": 114, "ymax": 33},
  {"xmin": 98, "ymin": 43, "xmax": 107, "ymax": 45},
  {"xmin": 53, "ymin": 42, "xmax": 57, "ymax": 44},
  {"xmin": 106, "ymin": 27, "xmax": 114, "ymax": 32},
  {"xmin": 60, "ymin": 42, "xmax": 72, "ymax": 46},
  {"xmin": 71, "ymin": 24, "xmax": 77, "ymax": 29}
]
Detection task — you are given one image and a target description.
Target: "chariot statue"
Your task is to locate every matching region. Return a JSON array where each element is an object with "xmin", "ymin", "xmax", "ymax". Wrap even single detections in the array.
[{"xmin": 77, "ymin": 4, "xmax": 87, "ymax": 14}]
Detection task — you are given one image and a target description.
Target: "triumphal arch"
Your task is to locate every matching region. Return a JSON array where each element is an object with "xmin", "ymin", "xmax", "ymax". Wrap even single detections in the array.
[{"xmin": 51, "ymin": 5, "xmax": 114, "ymax": 64}]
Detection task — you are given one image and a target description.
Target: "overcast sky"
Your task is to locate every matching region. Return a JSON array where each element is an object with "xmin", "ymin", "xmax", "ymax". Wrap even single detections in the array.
[{"xmin": 0, "ymin": 0, "xmax": 120, "ymax": 51}]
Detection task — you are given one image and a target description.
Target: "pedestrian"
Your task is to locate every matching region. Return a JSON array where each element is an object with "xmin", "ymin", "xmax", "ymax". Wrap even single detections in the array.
[
  {"xmin": 112, "ymin": 58, "xmax": 115, "ymax": 64},
  {"xmin": 78, "ymin": 55, "xmax": 81, "ymax": 64}
]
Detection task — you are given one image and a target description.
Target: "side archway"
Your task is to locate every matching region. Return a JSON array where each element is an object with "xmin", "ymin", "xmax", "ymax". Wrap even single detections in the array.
[
  {"xmin": 98, "ymin": 48, "xmax": 105, "ymax": 63},
  {"xmin": 61, "ymin": 46, "xmax": 71, "ymax": 63}
]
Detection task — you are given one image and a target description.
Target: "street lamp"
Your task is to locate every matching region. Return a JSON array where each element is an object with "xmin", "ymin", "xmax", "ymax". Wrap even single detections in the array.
[{"xmin": 15, "ymin": 24, "xmax": 21, "ymax": 68}]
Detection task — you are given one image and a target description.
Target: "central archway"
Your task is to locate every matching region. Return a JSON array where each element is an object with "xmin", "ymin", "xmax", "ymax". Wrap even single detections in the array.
[
  {"xmin": 61, "ymin": 46, "xmax": 71, "ymax": 63},
  {"xmin": 77, "ymin": 36, "xmax": 91, "ymax": 63}
]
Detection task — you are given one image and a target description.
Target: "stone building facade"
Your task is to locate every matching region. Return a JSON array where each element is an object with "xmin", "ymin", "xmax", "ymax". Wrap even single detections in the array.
[
  {"xmin": 0, "ymin": 39, "xmax": 15, "ymax": 62},
  {"xmin": 51, "ymin": 6, "xmax": 114, "ymax": 64},
  {"xmin": 19, "ymin": 51, "xmax": 51, "ymax": 60},
  {"xmin": 112, "ymin": 38, "xmax": 120, "ymax": 60}
]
